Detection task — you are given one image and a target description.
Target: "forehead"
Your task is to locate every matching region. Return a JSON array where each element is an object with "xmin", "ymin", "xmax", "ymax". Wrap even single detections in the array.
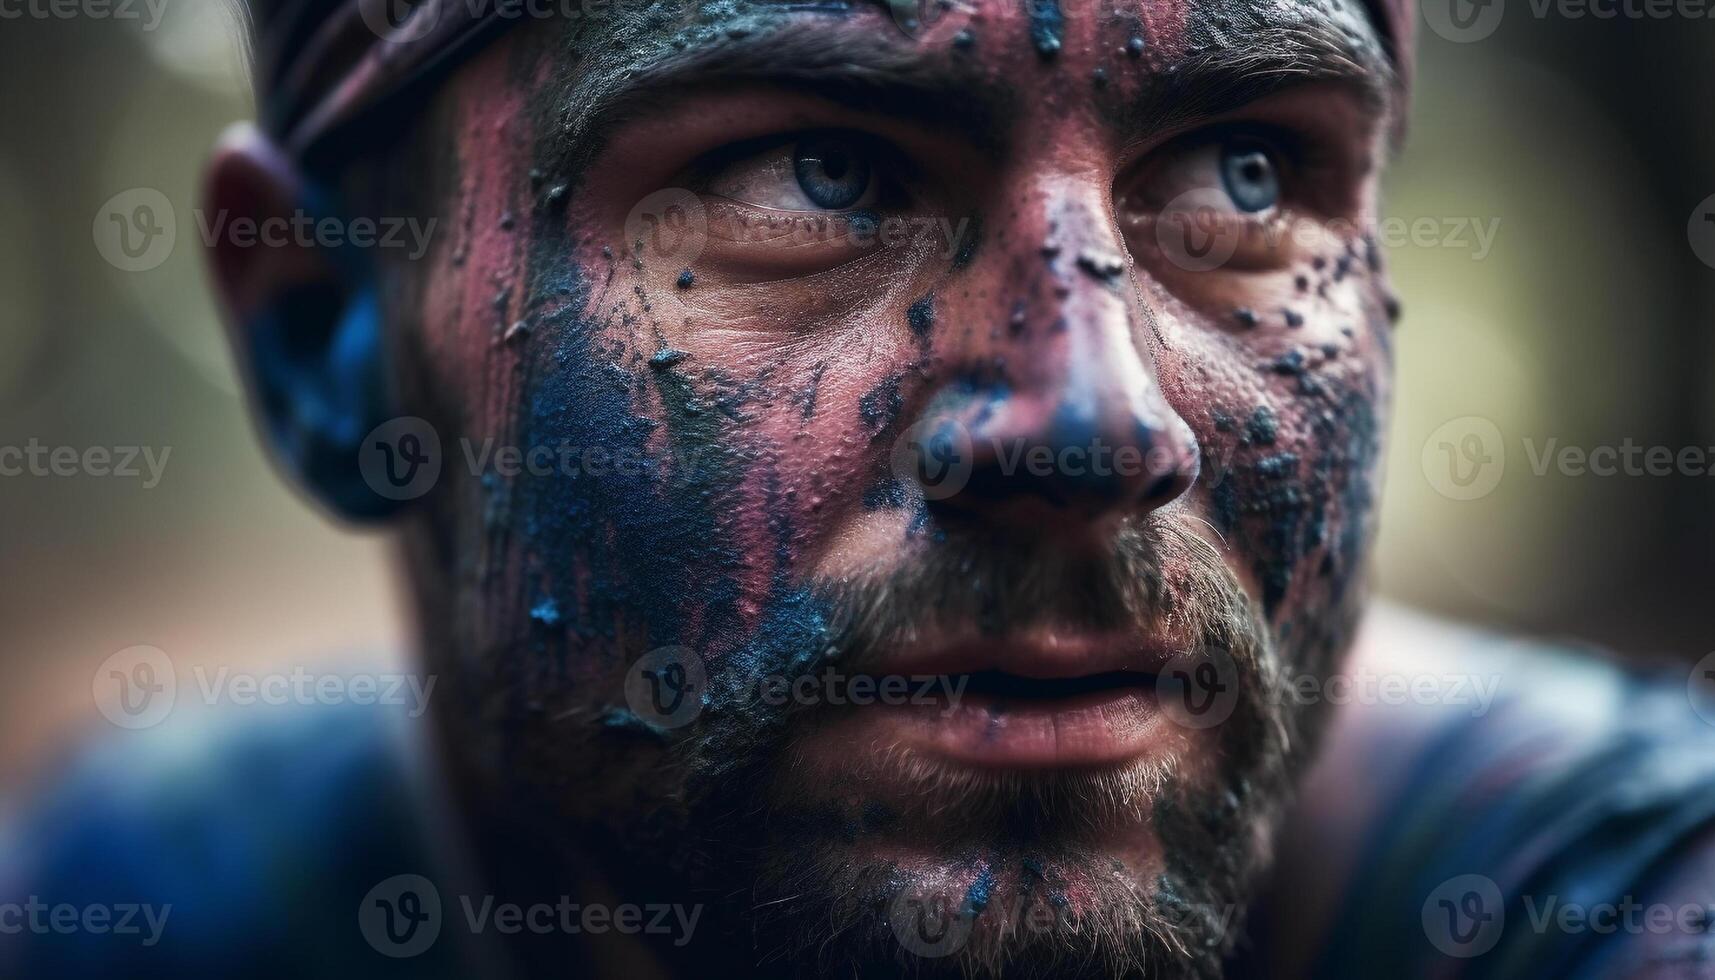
[{"xmin": 536, "ymin": 0, "xmax": 1395, "ymax": 153}]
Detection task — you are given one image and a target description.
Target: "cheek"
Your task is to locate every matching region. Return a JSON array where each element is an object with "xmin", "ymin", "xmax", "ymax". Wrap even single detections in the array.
[
  {"xmin": 1153, "ymin": 234, "xmax": 1393, "ymax": 623},
  {"xmin": 589, "ymin": 217, "xmax": 954, "ymax": 579}
]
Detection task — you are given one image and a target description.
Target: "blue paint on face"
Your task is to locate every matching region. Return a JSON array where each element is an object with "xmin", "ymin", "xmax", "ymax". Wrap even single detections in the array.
[
  {"xmin": 246, "ymin": 281, "xmax": 393, "ymax": 520},
  {"xmin": 964, "ymin": 864, "xmax": 996, "ymax": 915},
  {"xmin": 530, "ymin": 597, "xmax": 563, "ymax": 626}
]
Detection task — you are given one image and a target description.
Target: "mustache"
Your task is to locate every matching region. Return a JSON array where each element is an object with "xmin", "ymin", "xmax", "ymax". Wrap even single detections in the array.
[
  {"xmin": 818, "ymin": 516, "xmax": 1258, "ymax": 676},
  {"xmin": 687, "ymin": 514, "xmax": 1284, "ymax": 789}
]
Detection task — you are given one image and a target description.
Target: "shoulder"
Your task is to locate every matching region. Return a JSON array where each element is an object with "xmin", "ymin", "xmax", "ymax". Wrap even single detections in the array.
[
  {"xmin": 0, "ymin": 699, "xmax": 456, "ymax": 978},
  {"xmin": 1273, "ymin": 603, "xmax": 1715, "ymax": 978}
]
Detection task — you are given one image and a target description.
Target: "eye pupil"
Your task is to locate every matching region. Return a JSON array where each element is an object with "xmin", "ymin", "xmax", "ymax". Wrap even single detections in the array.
[
  {"xmin": 820, "ymin": 151, "xmax": 849, "ymax": 181},
  {"xmin": 1221, "ymin": 142, "xmax": 1280, "ymax": 214},
  {"xmin": 794, "ymin": 136, "xmax": 872, "ymax": 210}
]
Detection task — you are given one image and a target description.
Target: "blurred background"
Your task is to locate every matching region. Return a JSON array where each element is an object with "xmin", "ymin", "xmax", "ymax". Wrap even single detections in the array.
[{"xmin": 1, "ymin": 2, "xmax": 1712, "ymax": 783}]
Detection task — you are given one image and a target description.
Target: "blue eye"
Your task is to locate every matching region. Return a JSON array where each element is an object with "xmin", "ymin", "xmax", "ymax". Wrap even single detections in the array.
[
  {"xmin": 794, "ymin": 136, "xmax": 873, "ymax": 210},
  {"xmin": 1220, "ymin": 141, "xmax": 1280, "ymax": 213}
]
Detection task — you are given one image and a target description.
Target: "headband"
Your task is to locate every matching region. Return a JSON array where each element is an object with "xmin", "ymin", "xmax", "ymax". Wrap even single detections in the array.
[{"xmin": 258, "ymin": 0, "xmax": 1414, "ymax": 170}]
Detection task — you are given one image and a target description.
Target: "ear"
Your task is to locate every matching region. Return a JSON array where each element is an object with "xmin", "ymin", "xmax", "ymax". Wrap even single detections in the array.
[{"xmin": 203, "ymin": 124, "xmax": 404, "ymax": 522}]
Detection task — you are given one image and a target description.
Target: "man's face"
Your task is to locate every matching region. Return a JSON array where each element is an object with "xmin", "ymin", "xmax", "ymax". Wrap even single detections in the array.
[{"xmin": 384, "ymin": 0, "xmax": 1396, "ymax": 974}]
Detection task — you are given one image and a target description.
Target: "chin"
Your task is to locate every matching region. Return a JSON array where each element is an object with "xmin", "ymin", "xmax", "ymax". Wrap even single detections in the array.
[{"xmin": 723, "ymin": 726, "xmax": 1287, "ymax": 980}]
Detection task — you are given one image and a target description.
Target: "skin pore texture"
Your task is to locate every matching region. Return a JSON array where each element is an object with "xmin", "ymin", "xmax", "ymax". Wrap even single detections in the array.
[{"xmin": 312, "ymin": 0, "xmax": 1403, "ymax": 975}]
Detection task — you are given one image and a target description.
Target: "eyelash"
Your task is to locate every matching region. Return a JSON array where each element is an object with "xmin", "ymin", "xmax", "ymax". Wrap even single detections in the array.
[
  {"xmin": 688, "ymin": 120, "xmax": 1335, "ymax": 214},
  {"xmin": 687, "ymin": 129, "xmax": 914, "ymax": 212}
]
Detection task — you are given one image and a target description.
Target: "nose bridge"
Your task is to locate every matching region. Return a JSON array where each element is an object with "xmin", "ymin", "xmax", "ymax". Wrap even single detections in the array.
[
  {"xmin": 914, "ymin": 170, "xmax": 1200, "ymax": 525},
  {"xmin": 1035, "ymin": 178, "xmax": 1163, "ymax": 431}
]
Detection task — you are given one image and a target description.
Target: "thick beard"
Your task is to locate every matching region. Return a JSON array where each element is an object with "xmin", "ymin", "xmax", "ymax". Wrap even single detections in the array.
[{"xmin": 621, "ymin": 516, "xmax": 1320, "ymax": 980}]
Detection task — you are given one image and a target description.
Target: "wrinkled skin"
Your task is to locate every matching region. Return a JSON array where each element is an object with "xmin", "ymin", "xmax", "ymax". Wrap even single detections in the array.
[{"xmin": 321, "ymin": 0, "xmax": 1400, "ymax": 975}]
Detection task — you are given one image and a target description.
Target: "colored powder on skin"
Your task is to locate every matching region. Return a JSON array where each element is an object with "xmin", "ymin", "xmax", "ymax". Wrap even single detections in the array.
[
  {"xmin": 1255, "ymin": 453, "xmax": 1297, "ymax": 478},
  {"xmin": 906, "ymin": 294, "xmax": 935, "ymax": 339},
  {"xmin": 963, "ymin": 864, "xmax": 997, "ymax": 916},
  {"xmin": 1245, "ymin": 406, "xmax": 1278, "ymax": 445},
  {"xmin": 599, "ymin": 706, "xmax": 670, "ymax": 739},
  {"xmin": 649, "ymin": 347, "xmax": 688, "ymax": 370},
  {"xmin": 531, "ymin": 596, "xmax": 563, "ymax": 625},
  {"xmin": 858, "ymin": 373, "xmax": 905, "ymax": 435},
  {"xmin": 798, "ymin": 362, "xmax": 827, "ymax": 421},
  {"xmin": 1026, "ymin": 0, "xmax": 1064, "ymax": 58},
  {"xmin": 862, "ymin": 476, "xmax": 908, "ymax": 510}
]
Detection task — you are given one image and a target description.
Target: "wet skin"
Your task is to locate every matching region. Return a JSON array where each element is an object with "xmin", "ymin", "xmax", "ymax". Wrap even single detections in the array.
[{"xmin": 252, "ymin": 0, "xmax": 1401, "ymax": 974}]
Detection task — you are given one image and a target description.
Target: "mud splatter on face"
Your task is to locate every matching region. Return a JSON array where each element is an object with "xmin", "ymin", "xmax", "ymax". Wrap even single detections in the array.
[{"xmin": 370, "ymin": 0, "xmax": 1404, "ymax": 972}]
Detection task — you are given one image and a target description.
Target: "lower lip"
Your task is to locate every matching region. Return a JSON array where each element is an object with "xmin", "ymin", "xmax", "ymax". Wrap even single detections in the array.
[{"xmin": 854, "ymin": 682, "xmax": 1166, "ymax": 769}]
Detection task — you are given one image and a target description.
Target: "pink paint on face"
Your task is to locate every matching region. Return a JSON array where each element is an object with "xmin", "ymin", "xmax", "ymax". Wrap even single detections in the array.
[{"xmin": 374, "ymin": 0, "xmax": 1404, "ymax": 972}]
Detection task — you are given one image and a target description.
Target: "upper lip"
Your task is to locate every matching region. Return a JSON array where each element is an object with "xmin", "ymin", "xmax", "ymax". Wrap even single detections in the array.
[{"xmin": 864, "ymin": 628, "xmax": 1177, "ymax": 683}]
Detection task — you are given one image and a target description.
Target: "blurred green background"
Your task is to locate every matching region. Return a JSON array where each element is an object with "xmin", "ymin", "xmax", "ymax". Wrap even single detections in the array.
[{"xmin": 2, "ymin": 4, "xmax": 1713, "ymax": 779}]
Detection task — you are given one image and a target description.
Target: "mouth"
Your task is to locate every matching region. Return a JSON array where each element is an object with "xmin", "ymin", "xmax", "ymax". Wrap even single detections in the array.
[
  {"xmin": 819, "ymin": 634, "xmax": 1183, "ymax": 771},
  {"xmin": 954, "ymin": 668, "xmax": 1159, "ymax": 701}
]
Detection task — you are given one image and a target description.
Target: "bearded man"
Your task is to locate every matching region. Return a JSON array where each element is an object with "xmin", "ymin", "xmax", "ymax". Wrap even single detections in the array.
[{"xmin": 6, "ymin": 0, "xmax": 1715, "ymax": 976}]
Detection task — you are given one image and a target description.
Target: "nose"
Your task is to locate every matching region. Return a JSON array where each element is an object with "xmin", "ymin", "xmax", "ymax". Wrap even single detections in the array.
[{"xmin": 912, "ymin": 179, "xmax": 1199, "ymax": 530}]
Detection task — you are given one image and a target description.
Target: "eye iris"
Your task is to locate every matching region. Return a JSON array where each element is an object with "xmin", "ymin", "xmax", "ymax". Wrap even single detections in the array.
[
  {"xmin": 794, "ymin": 137, "xmax": 871, "ymax": 210},
  {"xmin": 1221, "ymin": 143, "xmax": 1279, "ymax": 213}
]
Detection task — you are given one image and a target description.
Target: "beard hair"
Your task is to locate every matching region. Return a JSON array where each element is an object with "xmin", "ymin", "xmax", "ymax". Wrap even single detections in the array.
[{"xmin": 615, "ymin": 514, "xmax": 1321, "ymax": 980}]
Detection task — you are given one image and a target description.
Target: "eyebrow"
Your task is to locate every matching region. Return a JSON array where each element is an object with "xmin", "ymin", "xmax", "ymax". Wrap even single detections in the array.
[
  {"xmin": 558, "ymin": 7, "xmax": 1395, "ymax": 168},
  {"xmin": 564, "ymin": 23, "xmax": 1016, "ymax": 160},
  {"xmin": 1119, "ymin": 21, "xmax": 1397, "ymax": 138}
]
